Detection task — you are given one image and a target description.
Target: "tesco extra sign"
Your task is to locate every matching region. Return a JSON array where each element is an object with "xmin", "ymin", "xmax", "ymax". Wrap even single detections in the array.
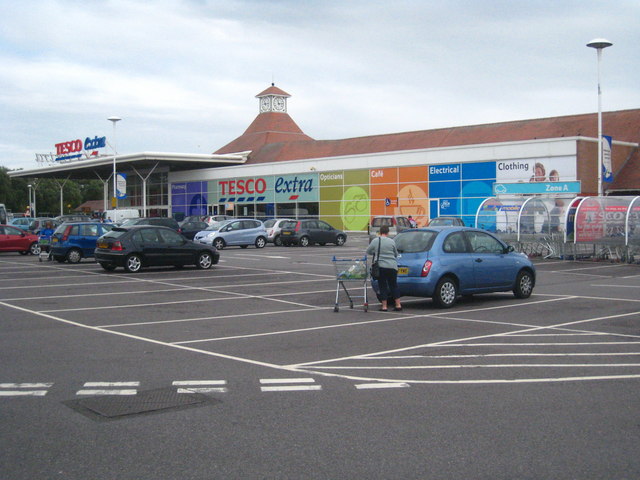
[{"xmin": 55, "ymin": 135, "xmax": 107, "ymax": 160}]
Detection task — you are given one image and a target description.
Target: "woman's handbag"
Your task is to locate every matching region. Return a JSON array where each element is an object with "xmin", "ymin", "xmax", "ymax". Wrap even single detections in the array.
[{"xmin": 370, "ymin": 237, "xmax": 382, "ymax": 279}]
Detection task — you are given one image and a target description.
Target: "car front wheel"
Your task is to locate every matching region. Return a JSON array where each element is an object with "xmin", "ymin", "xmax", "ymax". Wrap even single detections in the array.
[
  {"xmin": 513, "ymin": 270, "xmax": 534, "ymax": 298},
  {"xmin": 196, "ymin": 252, "xmax": 213, "ymax": 269},
  {"xmin": 255, "ymin": 236, "xmax": 266, "ymax": 248},
  {"xmin": 66, "ymin": 248, "xmax": 82, "ymax": 264},
  {"xmin": 213, "ymin": 238, "xmax": 225, "ymax": 250},
  {"xmin": 433, "ymin": 276, "xmax": 458, "ymax": 308},
  {"xmin": 124, "ymin": 254, "xmax": 142, "ymax": 273}
]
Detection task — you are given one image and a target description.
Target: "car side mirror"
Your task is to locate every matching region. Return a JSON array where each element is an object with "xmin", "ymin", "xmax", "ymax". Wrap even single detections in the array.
[{"xmin": 505, "ymin": 245, "xmax": 515, "ymax": 253}]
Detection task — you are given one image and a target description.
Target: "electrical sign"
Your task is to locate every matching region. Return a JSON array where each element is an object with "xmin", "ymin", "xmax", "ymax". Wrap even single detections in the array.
[{"xmin": 55, "ymin": 135, "xmax": 107, "ymax": 161}]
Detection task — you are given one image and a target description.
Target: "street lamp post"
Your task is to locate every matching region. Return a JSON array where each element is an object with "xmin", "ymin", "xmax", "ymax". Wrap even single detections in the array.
[
  {"xmin": 27, "ymin": 184, "xmax": 33, "ymax": 217},
  {"xmin": 586, "ymin": 38, "xmax": 612, "ymax": 197},
  {"xmin": 108, "ymin": 116, "xmax": 122, "ymax": 209}
]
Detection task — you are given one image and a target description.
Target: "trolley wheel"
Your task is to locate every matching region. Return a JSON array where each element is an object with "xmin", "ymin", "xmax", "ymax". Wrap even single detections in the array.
[
  {"xmin": 334, "ymin": 305, "xmax": 339, "ymax": 313},
  {"xmin": 364, "ymin": 303, "xmax": 368, "ymax": 312},
  {"xmin": 349, "ymin": 302, "xmax": 354, "ymax": 309}
]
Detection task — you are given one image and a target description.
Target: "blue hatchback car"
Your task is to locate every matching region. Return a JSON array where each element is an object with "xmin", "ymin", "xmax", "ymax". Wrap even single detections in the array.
[
  {"xmin": 50, "ymin": 222, "xmax": 114, "ymax": 263},
  {"xmin": 387, "ymin": 227, "xmax": 535, "ymax": 308}
]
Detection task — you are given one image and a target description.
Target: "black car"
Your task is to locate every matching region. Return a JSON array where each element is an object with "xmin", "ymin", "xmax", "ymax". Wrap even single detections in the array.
[
  {"xmin": 95, "ymin": 225, "xmax": 219, "ymax": 273},
  {"xmin": 119, "ymin": 217, "xmax": 181, "ymax": 232},
  {"xmin": 279, "ymin": 219, "xmax": 347, "ymax": 247},
  {"xmin": 180, "ymin": 221, "xmax": 208, "ymax": 240}
]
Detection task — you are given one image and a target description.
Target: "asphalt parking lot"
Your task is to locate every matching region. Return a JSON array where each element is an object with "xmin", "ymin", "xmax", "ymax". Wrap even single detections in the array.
[{"xmin": 2, "ymin": 234, "xmax": 640, "ymax": 479}]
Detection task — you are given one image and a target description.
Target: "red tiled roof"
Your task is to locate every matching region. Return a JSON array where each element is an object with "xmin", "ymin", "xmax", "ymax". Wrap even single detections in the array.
[
  {"xmin": 215, "ymin": 106, "xmax": 640, "ymax": 190},
  {"xmin": 255, "ymin": 84, "xmax": 291, "ymax": 98}
]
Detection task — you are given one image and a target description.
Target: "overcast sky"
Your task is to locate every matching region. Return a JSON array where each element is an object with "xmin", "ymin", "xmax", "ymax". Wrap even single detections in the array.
[{"xmin": 1, "ymin": 0, "xmax": 638, "ymax": 171}]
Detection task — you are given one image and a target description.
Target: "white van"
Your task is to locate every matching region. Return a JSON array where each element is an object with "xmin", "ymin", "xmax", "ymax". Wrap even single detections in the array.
[{"xmin": 102, "ymin": 209, "xmax": 140, "ymax": 224}]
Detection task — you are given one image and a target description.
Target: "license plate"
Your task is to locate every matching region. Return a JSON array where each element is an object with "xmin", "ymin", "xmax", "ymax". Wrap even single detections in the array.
[
  {"xmin": 282, "ymin": 231, "xmax": 291, "ymax": 235},
  {"xmin": 52, "ymin": 237, "xmax": 58, "ymax": 243},
  {"xmin": 98, "ymin": 242, "xmax": 109, "ymax": 249},
  {"xmin": 398, "ymin": 267, "xmax": 409, "ymax": 275}
]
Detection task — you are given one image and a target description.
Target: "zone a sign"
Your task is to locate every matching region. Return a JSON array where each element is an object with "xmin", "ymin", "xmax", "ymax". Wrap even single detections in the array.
[{"xmin": 55, "ymin": 135, "xmax": 107, "ymax": 161}]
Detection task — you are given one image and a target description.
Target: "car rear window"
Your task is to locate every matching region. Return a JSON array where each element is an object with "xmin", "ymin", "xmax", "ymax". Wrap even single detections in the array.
[
  {"xmin": 395, "ymin": 230, "xmax": 438, "ymax": 253},
  {"xmin": 281, "ymin": 221, "xmax": 297, "ymax": 229},
  {"xmin": 372, "ymin": 217, "xmax": 392, "ymax": 227},
  {"xmin": 102, "ymin": 229, "xmax": 127, "ymax": 239}
]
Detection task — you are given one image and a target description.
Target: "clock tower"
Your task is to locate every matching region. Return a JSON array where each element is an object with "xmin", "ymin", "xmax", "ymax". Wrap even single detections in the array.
[{"xmin": 256, "ymin": 83, "xmax": 290, "ymax": 113}]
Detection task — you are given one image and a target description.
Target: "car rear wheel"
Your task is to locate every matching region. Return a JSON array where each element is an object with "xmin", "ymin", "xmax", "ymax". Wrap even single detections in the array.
[
  {"xmin": 255, "ymin": 236, "xmax": 266, "ymax": 248},
  {"xmin": 124, "ymin": 254, "xmax": 142, "ymax": 273},
  {"xmin": 335, "ymin": 235, "xmax": 346, "ymax": 246},
  {"xmin": 513, "ymin": 270, "xmax": 534, "ymax": 298},
  {"xmin": 100, "ymin": 262, "xmax": 117, "ymax": 271},
  {"xmin": 274, "ymin": 235, "xmax": 282, "ymax": 246},
  {"xmin": 29, "ymin": 242, "xmax": 41, "ymax": 255},
  {"xmin": 299, "ymin": 236, "xmax": 310, "ymax": 247},
  {"xmin": 196, "ymin": 251, "xmax": 213, "ymax": 269},
  {"xmin": 433, "ymin": 276, "xmax": 458, "ymax": 308},
  {"xmin": 66, "ymin": 248, "xmax": 82, "ymax": 264},
  {"xmin": 213, "ymin": 238, "xmax": 225, "ymax": 250}
]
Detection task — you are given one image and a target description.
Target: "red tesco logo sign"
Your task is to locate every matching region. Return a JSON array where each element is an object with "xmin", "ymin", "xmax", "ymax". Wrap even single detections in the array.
[{"xmin": 219, "ymin": 178, "xmax": 267, "ymax": 195}]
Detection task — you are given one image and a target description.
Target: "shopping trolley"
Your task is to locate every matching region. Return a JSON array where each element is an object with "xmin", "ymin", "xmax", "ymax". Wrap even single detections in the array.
[
  {"xmin": 332, "ymin": 255, "xmax": 368, "ymax": 312},
  {"xmin": 38, "ymin": 233, "xmax": 52, "ymax": 262}
]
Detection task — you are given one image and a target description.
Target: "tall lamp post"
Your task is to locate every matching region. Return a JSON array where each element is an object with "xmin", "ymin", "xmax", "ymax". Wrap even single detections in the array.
[
  {"xmin": 27, "ymin": 184, "xmax": 33, "ymax": 217},
  {"xmin": 586, "ymin": 38, "xmax": 612, "ymax": 197},
  {"xmin": 108, "ymin": 116, "xmax": 122, "ymax": 209}
]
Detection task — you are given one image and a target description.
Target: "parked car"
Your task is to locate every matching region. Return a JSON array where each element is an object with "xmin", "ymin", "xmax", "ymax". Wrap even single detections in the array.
[
  {"xmin": 428, "ymin": 216, "xmax": 465, "ymax": 227},
  {"xmin": 201, "ymin": 215, "xmax": 234, "ymax": 226},
  {"xmin": 195, "ymin": 219, "xmax": 267, "ymax": 249},
  {"xmin": 179, "ymin": 215, "xmax": 205, "ymax": 227},
  {"xmin": 263, "ymin": 218, "xmax": 294, "ymax": 246},
  {"xmin": 29, "ymin": 217, "xmax": 60, "ymax": 234},
  {"xmin": 10, "ymin": 217, "xmax": 35, "ymax": 229},
  {"xmin": 119, "ymin": 217, "xmax": 181, "ymax": 232},
  {"xmin": 95, "ymin": 225, "xmax": 220, "ymax": 273},
  {"xmin": 55, "ymin": 214, "xmax": 91, "ymax": 223},
  {"xmin": 180, "ymin": 221, "xmax": 209, "ymax": 240},
  {"xmin": 0, "ymin": 224, "xmax": 41, "ymax": 255},
  {"xmin": 368, "ymin": 215, "xmax": 412, "ymax": 241},
  {"xmin": 279, "ymin": 219, "xmax": 347, "ymax": 247},
  {"xmin": 49, "ymin": 222, "xmax": 114, "ymax": 263},
  {"xmin": 386, "ymin": 226, "xmax": 535, "ymax": 308}
]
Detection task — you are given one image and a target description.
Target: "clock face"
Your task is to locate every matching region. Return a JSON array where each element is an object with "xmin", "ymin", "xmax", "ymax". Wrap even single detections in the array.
[
  {"xmin": 260, "ymin": 96, "xmax": 271, "ymax": 112},
  {"xmin": 273, "ymin": 97, "xmax": 285, "ymax": 112}
]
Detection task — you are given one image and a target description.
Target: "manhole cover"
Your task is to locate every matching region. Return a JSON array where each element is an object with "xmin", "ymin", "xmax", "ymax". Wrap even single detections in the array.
[{"xmin": 65, "ymin": 387, "xmax": 220, "ymax": 421}]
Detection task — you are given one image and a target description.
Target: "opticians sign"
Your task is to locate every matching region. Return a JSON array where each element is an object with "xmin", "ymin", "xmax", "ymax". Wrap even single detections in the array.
[{"xmin": 55, "ymin": 135, "xmax": 107, "ymax": 161}]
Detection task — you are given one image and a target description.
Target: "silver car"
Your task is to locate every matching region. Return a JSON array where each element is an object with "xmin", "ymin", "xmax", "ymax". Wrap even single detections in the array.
[
  {"xmin": 195, "ymin": 219, "xmax": 267, "ymax": 250},
  {"xmin": 263, "ymin": 218, "xmax": 294, "ymax": 246}
]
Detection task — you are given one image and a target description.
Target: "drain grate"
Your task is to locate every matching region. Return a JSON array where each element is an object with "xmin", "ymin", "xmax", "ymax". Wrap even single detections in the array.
[{"xmin": 65, "ymin": 387, "xmax": 220, "ymax": 421}]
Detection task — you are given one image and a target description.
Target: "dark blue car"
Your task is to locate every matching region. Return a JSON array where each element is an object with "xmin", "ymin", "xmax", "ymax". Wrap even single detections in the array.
[
  {"xmin": 386, "ymin": 227, "xmax": 535, "ymax": 308},
  {"xmin": 50, "ymin": 222, "xmax": 114, "ymax": 263}
]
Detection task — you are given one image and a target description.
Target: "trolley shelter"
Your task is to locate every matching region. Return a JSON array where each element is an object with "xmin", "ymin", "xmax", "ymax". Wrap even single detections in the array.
[{"xmin": 475, "ymin": 195, "xmax": 640, "ymax": 246}]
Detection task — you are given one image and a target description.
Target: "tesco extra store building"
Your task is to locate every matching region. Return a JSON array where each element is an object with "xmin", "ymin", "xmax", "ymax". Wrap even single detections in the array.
[{"xmin": 169, "ymin": 86, "xmax": 640, "ymax": 230}]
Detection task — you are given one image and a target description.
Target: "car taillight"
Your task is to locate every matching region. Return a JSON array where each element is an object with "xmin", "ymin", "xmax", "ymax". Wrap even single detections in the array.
[
  {"xmin": 421, "ymin": 260, "xmax": 432, "ymax": 277},
  {"xmin": 294, "ymin": 222, "xmax": 301, "ymax": 232},
  {"xmin": 62, "ymin": 226, "xmax": 72, "ymax": 241},
  {"xmin": 392, "ymin": 218, "xmax": 397, "ymax": 226},
  {"xmin": 177, "ymin": 228, "xmax": 182, "ymax": 233},
  {"xmin": 111, "ymin": 241, "xmax": 123, "ymax": 251}
]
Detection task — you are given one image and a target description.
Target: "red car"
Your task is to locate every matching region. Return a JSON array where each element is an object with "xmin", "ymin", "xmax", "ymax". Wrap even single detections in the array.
[{"xmin": 0, "ymin": 224, "xmax": 41, "ymax": 255}]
